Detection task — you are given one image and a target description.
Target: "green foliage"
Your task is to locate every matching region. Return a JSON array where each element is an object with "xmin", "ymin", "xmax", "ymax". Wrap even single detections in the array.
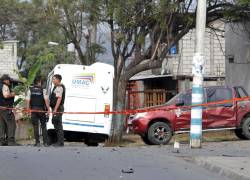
[
  {"xmin": 13, "ymin": 52, "xmax": 56, "ymax": 106},
  {"xmin": 0, "ymin": 0, "xmax": 18, "ymax": 40},
  {"xmin": 46, "ymin": 0, "xmax": 104, "ymax": 65},
  {"xmin": 239, "ymin": 0, "xmax": 250, "ymax": 5},
  {"xmin": 13, "ymin": 97, "xmax": 24, "ymax": 107},
  {"xmin": 27, "ymin": 127, "xmax": 33, "ymax": 139},
  {"xmin": 86, "ymin": 43, "xmax": 106, "ymax": 61}
]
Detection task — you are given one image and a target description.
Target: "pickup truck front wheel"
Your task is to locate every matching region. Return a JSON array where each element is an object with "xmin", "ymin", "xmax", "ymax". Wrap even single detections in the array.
[
  {"xmin": 147, "ymin": 122, "xmax": 172, "ymax": 145},
  {"xmin": 234, "ymin": 129, "xmax": 248, "ymax": 140},
  {"xmin": 140, "ymin": 135, "xmax": 152, "ymax": 145},
  {"xmin": 242, "ymin": 117, "xmax": 250, "ymax": 139}
]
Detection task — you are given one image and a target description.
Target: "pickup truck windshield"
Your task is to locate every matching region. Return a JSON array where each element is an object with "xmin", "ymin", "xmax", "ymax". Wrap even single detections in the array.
[
  {"xmin": 235, "ymin": 87, "xmax": 248, "ymax": 98},
  {"xmin": 166, "ymin": 91, "xmax": 192, "ymax": 106},
  {"xmin": 166, "ymin": 93, "xmax": 182, "ymax": 106}
]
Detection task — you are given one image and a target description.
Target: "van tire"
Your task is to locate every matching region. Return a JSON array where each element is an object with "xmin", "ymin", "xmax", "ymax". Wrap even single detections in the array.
[
  {"xmin": 84, "ymin": 139, "xmax": 98, "ymax": 146},
  {"xmin": 234, "ymin": 129, "xmax": 248, "ymax": 140},
  {"xmin": 242, "ymin": 117, "xmax": 250, "ymax": 139},
  {"xmin": 147, "ymin": 122, "xmax": 172, "ymax": 145},
  {"xmin": 64, "ymin": 132, "xmax": 83, "ymax": 142}
]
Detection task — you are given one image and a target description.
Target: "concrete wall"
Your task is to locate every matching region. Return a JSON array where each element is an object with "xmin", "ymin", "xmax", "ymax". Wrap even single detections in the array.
[
  {"xmin": 225, "ymin": 22, "xmax": 250, "ymax": 93},
  {"xmin": 0, "ymin": 40, "xmax": 18, "ymax": 79},
  {"xmin": 169, "ymin": 20, "xmax": 226, "ymax": 78},
  {"xmin": 131, "ymin": 21, "xmax": 227, "ymax": 96},
  {"xmin": 16, "ymin": 121, "xmax": 33, "ymax": 140}
]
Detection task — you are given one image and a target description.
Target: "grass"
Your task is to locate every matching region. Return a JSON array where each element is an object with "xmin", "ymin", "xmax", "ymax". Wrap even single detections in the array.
[
  {"xmin": 119, "ymin": 130, "xmax": 239, "ymax": 147},
  {"xmin": 17, "ymin": 130, "xmax": 239, "ymax": 147}
]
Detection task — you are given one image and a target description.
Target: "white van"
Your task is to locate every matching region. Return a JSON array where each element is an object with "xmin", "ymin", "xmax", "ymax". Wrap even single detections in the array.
[{"xmin": 46, "ymin": 62, "xmax": 114, "ymax": 145}]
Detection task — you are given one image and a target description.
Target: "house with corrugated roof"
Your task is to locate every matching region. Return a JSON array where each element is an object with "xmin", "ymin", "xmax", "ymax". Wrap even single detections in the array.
[{"xmin": 128, "ymin": 20, "xmax": 226, "ymax": 109}]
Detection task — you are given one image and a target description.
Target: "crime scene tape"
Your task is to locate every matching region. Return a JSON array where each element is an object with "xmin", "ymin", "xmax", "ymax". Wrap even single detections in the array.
[{"xmin": 1, "ymin": 95, "xmax": 250, "ymax": 115}]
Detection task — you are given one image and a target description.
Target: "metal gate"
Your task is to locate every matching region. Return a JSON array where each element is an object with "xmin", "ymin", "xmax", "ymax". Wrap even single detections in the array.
[{"xmin": 127, "ymin": 89, "xmax": 168, "ymax": 109}]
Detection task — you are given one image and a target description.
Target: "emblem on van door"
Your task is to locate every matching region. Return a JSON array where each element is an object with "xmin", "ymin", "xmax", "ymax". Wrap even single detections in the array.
[
  {"xmin": 72, "ymin": 73, "xmax": 95, "ymax": 88},
  {"xmin": 101, "ymin": 86, "xmax": 109, "ymax": 94}
]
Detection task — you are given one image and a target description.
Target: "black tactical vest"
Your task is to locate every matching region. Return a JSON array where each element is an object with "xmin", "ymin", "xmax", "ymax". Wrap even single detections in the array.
[
  {"xmin": 30, "ymin": 86, "xmax": 45, "ymax": 109},
  {"xmin": 0, "ymin": 83, "xmax": 14, "ymax": 107},
  {"xmin": 49, "ymin": 84, "xmax": 65, "ymax": 108}
]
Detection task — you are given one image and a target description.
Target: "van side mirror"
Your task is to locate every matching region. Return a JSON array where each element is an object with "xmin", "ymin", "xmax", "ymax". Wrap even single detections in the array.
[{"xmin": 176, "ymin": 99, "xmax": 184, "ymax": 106}]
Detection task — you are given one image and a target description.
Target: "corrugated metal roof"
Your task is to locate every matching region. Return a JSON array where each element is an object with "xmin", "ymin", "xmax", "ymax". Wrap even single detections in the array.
[{"xmin": 130, "ymin": 74, "xmax": 173, "ymax": 80}]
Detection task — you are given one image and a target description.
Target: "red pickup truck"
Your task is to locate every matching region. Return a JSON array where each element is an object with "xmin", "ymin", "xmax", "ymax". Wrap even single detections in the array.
[{"xmin": 130, "ymin": 86, "xmax": 250, "ymax": 145}]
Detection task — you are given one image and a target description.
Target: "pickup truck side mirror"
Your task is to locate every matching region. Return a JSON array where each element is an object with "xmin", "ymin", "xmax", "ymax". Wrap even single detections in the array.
[
  {"xmin": 223, "ymin": 103, "xmax": 233, "ymax": 107},
  {"xmin": 176, "ymin": 99, "xmax": 184, "ymax": 106}
]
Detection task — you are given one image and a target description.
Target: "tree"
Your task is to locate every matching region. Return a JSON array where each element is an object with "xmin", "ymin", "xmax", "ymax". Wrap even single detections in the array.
[
  {"xmin": 0, "ymin": 0, "xmax": 19, "ymax": 40},
  {"xmin": 45, "ymin": 0, "xmax": 105, "ymax": 65},
  {"xmin": 224, "ymin": 0, "xmax": 250, "ymax": 36},
  {"xmin": 104, "ymin": 0, "xmax": 239, "ymax": 143},
  {"xmin": 0, "ymin": 0, "xmax": 76, "ymax": 78}
]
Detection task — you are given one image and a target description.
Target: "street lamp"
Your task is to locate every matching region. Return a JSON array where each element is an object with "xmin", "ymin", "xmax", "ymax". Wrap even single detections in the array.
[{"xmin": 48, "ymin": 41, "xmax": 59, "ymax": 46}]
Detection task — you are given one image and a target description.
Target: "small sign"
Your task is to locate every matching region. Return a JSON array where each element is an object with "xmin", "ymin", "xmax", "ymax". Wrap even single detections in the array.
[
  {"xmin": 192, "ymin": 53, "xmax": 205, "ymax": 76},
  {"xmin": 71, "ymin": 73, "xmax": 95, "ymax": 88},
  {"xmin": 175, "ymin": 108, "xmax": 181, "ymax": 117}
]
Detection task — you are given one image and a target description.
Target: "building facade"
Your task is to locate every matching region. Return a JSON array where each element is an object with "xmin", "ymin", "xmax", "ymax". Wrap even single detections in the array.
[
  {"xmin": 0, "ymin": 40, "xmax": 18, "ymax": 79},
  {"xmin": 128, "ymin": 20, "xmax": 226, "ymax": 109},
  {"xmin": 225, "ymin": 22, "xmax": 250, "ymax": 93}
]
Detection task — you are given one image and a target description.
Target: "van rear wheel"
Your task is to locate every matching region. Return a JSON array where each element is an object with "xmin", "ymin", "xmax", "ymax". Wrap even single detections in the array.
[
  {"xmin": 147, "ymin": 122, "xmax": 172, "ymax": 145},
  {"xmin": 84, "ymin": 139, "xmax": 98, "ymax": 146}
]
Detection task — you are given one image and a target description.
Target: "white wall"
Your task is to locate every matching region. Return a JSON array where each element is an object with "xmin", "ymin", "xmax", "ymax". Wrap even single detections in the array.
[
  {"xmin": 0, "ymin": 40, "xmax": 18, "ymax": 79},
  {"xmin": 169, "ymin": 20, "xmax": 226, "ymax": 78},
  {"xmin": 225, "ymin": 22, "xmax": 250, "ymax": 93}
]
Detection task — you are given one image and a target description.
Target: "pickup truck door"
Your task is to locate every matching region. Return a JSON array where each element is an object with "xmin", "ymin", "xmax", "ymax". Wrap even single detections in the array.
[
  {"xmin": 175, "ymin": 91, "xmax": 207, "ymax": 131},
  {"xmin": 235, "ymin": 87, "xmax": 249, "ymax": 126},
  {"xmin": 204, "ymin": 87, "xmax": 236, "ymax": 129}
]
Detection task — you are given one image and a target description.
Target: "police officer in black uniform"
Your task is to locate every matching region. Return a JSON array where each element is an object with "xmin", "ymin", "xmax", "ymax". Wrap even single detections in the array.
[
  {"xmin": 49, "ymin": 74, "xmax": 65, "ymax": 147},
  {"xmin": 26, "ymin": 76, "xmax": 50, "ymax": 146},
  {"xmin": 0, "ymin": 74, "xmax": 16, "ymax": 146}
]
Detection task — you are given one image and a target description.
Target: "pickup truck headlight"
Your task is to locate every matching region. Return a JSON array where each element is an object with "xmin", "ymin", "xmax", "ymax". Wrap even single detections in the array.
[{"xmin": 134, "ymin": 112, "xmax": 147, "ymax": 119}]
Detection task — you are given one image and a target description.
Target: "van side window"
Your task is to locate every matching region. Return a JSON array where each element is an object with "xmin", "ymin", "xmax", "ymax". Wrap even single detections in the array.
[{"xmin": 207, "ymin": 88, "xmax": 232, "ymax": 102}]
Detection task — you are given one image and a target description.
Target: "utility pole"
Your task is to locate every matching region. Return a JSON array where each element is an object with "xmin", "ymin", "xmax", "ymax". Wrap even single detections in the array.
[{"xmin": 190, "ymin": 0, "xmax": 207, "ymax": 148}]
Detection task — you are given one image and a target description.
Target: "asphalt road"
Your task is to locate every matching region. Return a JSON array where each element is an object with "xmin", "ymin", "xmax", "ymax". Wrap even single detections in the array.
[{"xmin": 0, "ymin": 144, "xmax": 233, "ymax": 180}]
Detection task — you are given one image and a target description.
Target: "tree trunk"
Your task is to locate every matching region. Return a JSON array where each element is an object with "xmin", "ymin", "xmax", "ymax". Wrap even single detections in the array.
[
  {"xmin": 109, "ymin": 76, "xmax": 127, "ymax": 144},
  {"xmin": 74, "ymin": 41, "xmax": 87, "ymax": 65}
]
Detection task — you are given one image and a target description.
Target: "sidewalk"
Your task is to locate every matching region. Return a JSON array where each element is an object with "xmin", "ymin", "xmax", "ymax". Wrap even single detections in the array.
[{"xmin": 192, "ymin": 156, "xmax": 250, "ymax": 180}]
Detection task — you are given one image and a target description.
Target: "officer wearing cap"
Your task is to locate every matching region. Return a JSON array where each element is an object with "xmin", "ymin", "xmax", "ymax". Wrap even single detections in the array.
[
  {"xmin": 49, "ymin": 74, "xmax": 65, "ymax": 147},
  {"xmin": 26, "ymin": 76, "xmax": 51, "ymax": 147},
  {"xmin": 0, "ymin": 74, "xmax": 17, "ymax": 146}
]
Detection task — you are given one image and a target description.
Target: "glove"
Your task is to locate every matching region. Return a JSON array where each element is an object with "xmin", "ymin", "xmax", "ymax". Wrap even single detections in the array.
[{"xmin": 45, "ymin": 114, "xmax": 49, "ymax": 122}]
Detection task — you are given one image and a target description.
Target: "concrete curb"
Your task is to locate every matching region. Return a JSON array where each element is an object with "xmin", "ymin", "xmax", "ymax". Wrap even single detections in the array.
[{"xmin": 185, "ymin": 156, "xmax": 250, "ymax": 180}]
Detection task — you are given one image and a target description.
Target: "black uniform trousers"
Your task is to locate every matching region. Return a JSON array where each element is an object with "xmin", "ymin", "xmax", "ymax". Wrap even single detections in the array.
[
  {"xmin": 0, "ymin": 109, "xmax": 16, "ymax": 145},
  {"xmin": 52, "ymin": 106, "xmax": 64, "ymax": 145},
  {"xmin": 31, "ymin": 107, "xmax": 48, "ymax": 145}
]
